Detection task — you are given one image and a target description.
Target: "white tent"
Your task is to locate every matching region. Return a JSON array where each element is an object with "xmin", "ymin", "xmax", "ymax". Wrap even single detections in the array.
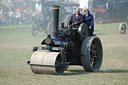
[{"xmin": 79, "ymin": 0, "xmax": 89, "ymax": 8}]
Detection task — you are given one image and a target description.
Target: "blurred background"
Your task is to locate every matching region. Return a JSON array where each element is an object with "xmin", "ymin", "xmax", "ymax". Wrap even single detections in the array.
[
  {"xmin": 0, "ymin": 0, "xmax": 79, "ymax": 26},
  {"xmin": 0, "ymin": 0, "xmax": 128, "ymax": 26}
]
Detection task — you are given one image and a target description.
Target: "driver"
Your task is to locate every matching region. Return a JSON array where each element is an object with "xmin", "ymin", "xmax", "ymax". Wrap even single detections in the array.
[{"xmin": 68, "ymin": 8, "xmax": 84, "ymax": 28}]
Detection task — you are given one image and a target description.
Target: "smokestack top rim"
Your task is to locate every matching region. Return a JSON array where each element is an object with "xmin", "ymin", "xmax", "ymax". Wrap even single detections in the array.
[{"xmin": 53, "ymin": 6, "xmax": 60, "ymax": 9}]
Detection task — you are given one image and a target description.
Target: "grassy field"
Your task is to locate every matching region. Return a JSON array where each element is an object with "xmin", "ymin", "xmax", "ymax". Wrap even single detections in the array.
[
  {"xmin": 0, "ymin": 25, "xmax": 31, "ymax": 29},
  {"xmin": 0, "ymin": 23, "xmax": 128, "ymax": 85}
]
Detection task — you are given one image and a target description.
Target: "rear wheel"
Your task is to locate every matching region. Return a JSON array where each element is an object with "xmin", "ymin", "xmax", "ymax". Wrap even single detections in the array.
[
  {"xmin": 119, "ymin": 23, "xmax": 126, "ymax": 34},
  {"xmin": 81, "ymin": 36, "xmax": 103, "ymax": 72},
  {"xmin": 31, "ymin": 21, "xmax": 39, "ymax": 36}
]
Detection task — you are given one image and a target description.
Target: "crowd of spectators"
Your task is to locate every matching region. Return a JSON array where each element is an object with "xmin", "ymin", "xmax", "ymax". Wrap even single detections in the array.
[
  {"xmin": 0, "ymin": 0, "xmax": 43, "ymax": 26},
  {"xmin": 0, "ymin": 0, "xmax": 75, "ymax": 26}
]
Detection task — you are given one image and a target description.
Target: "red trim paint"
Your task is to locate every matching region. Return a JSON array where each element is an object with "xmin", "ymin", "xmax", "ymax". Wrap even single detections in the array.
[
  {"xmin": 98, "ymin": 18, "xmax": 125, "ymax": 24},
  {"xmin": 94, "ymin": 9, "xmax": 98, "ymax": 12},
  {"xmin": 94, "ymin": 9, "xmax": 104, "ymax": 13}
]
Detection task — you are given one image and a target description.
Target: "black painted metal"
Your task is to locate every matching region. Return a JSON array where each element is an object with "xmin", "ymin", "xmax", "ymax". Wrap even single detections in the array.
[
  {"xmin": 52, "ymin": 6, "xmax": 60, "ymax": 39},
  {"xmin": 29, "ymin": 5, "xmax": 103, "ymax": 74},
  {"xmin": 81, "ymin": 36, "xmax": 103, "ymax": 72}
]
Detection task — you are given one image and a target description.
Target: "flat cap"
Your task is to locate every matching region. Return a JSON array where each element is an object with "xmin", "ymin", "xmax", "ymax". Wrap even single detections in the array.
[
  {"xmin": 84, "ymin": 6, "xmax": 89, "ymax": 11},
  {"xmin": 76, "ymin": 8, "xmax": 80, "ymax": 11}
]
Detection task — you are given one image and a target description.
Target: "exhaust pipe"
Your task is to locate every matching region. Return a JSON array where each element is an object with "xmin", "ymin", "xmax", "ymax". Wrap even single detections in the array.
[{"xmin": 52, "ymin": 6, "xmax": 60, "ymax": 39}]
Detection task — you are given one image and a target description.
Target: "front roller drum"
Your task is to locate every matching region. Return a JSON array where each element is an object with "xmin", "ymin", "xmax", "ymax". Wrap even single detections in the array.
[
  {"xmin": 81, "ymin": 36, "xmax": 103, "ymax": 72},
  {"xmin": 30, "ymin": 51, "xmax": 66, "ymax": 75}
]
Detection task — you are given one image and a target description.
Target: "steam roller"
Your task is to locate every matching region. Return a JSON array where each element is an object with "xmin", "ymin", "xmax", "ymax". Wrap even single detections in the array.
[{"xmin": 27, "ymin": 6, "xmax": 103, "ymax": 75}]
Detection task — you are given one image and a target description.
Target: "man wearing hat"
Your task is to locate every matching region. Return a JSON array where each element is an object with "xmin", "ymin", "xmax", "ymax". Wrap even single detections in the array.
[
  {"xmin": 68, "ymin": 8, "xmax": 84, "ymax": 27},
  {"xmin": 83, "ymin": 7, "xmax": 94, "ymax": 36}
]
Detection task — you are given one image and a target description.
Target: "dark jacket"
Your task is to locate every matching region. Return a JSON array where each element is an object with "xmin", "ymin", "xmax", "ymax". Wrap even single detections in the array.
[
  {"xmin": 83, "ymin": 13, "xmax": 94, "ymax": 28},
  {"xmin": 69, "ymin": 13, "xmax": 84, "ymax": 27}
]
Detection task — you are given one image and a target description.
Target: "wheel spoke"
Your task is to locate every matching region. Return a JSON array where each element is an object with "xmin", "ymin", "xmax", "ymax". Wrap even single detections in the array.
[{"xmin": 90, "ymin": 41, "xmax": 99, "ymax": 67}]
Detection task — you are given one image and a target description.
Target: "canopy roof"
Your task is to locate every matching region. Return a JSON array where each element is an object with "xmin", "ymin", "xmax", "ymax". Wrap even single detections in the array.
[{"xmin": 44, "ymin": 1, "xmax": 79, "ymax": 7}]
